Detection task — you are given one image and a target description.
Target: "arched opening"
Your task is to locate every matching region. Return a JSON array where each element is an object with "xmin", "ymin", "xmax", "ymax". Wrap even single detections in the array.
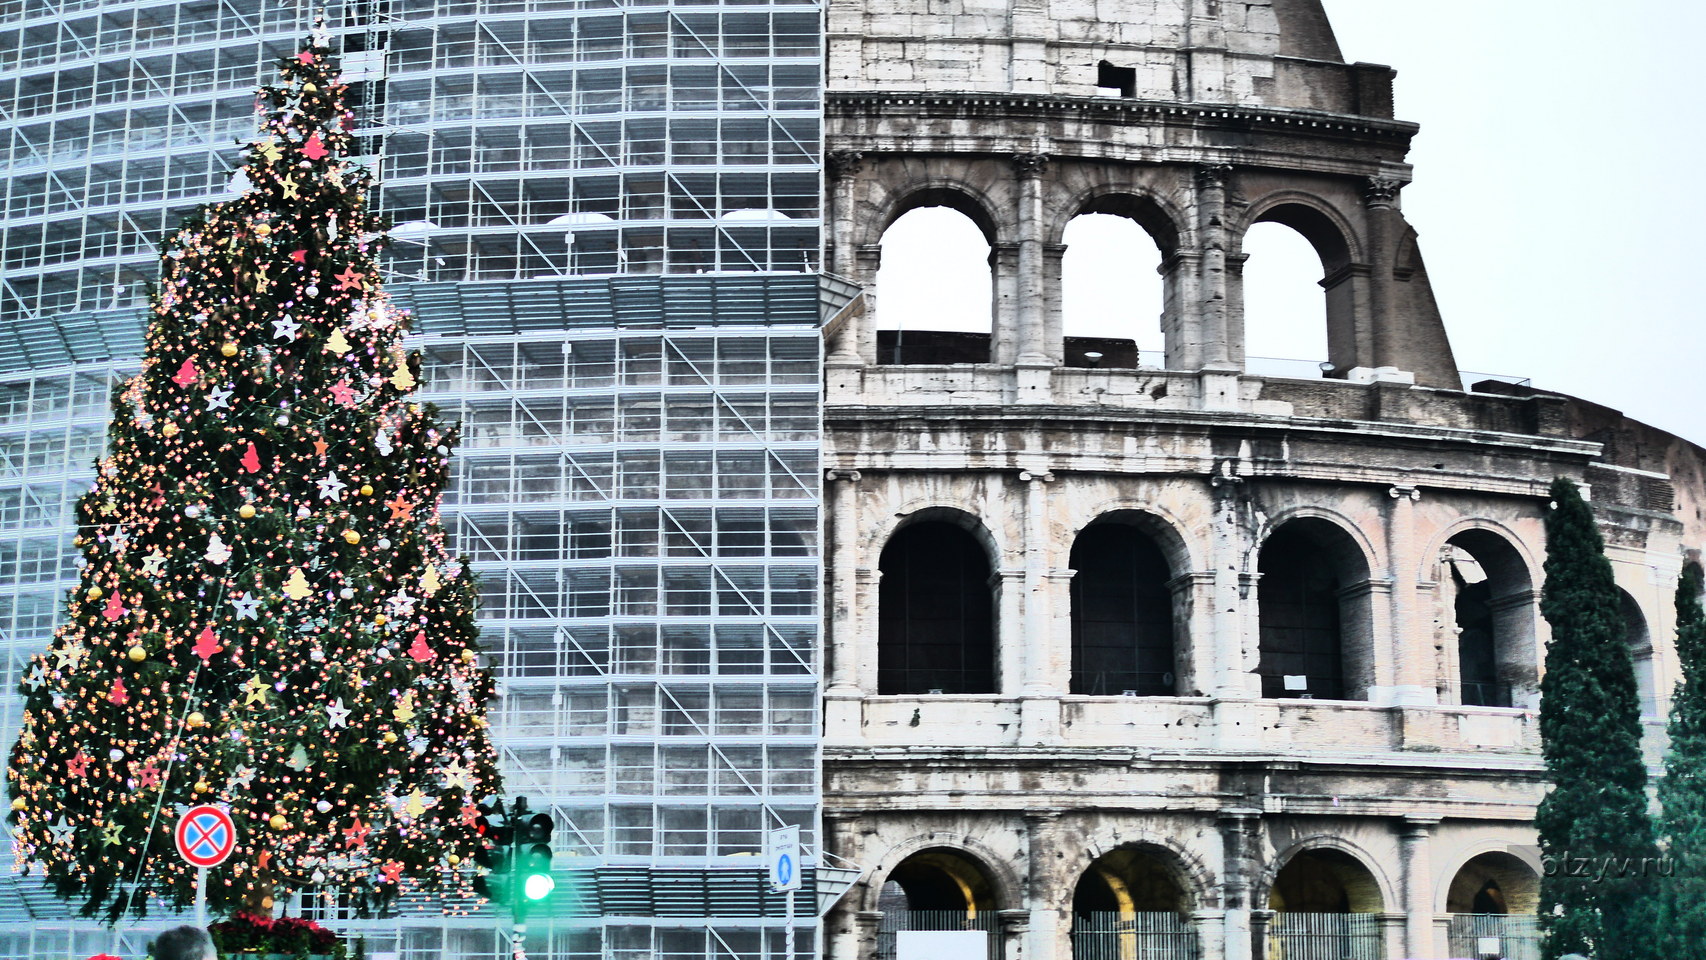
[
  {"xmin": 1070, "ymin": 847, "xmax": 1198, "ymax": 959},
  {"xmin": 1257, "ymin": 518, "xmax": 1374, "ymax": 701},
  {"xmin": 1060, "ymin": 204, "xmax": 1172, "ymax": 369},
  {"xmin": 1268, "ymin": 848, "xmax": 1383, "ymax": 959},
  {"xmin": 1445, "ymin": 530, "xmax": 1538, "ymax": 708},
  {"xmin": 1069, "ymin": 521, "xmax": 1179, "ymax": 696},
  {"xmin": 875, "ymin": 202, "xmax": 995, "ymax": 365},
  {"xmin": 1446, "ymin": 851, "xmax": 1542, "ymax": 960},
  {"xmin": 1240, "ymin": 204, "xmax": 1355, "ymax": 379},
  {"xmin": 878, "ymin": 519, "xmax": 996, "ymax": 695},
  {"xmin": 877, "ymin": 848, "xmax": 1001, "ymax": 960},
  {"xmin": 1621, "ymin": 589, "xmax": 1658, "ymax": 718}
]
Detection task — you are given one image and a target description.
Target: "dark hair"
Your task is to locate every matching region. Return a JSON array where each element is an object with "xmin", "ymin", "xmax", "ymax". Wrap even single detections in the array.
[{"xmin": 149, "ymin": 925, "xmax": 216, "ymax": 960}]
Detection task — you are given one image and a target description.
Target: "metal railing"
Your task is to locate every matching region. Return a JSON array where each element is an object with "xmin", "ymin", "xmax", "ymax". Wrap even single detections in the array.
[
  {"xmin": 1267, "ymin": 912, "xmax": 1383, "ymax": 960},
  {"xmin": 1071, "ymin": 912, "xmax": 1200, "ymax": 960},
  {"xmin": 876, "ymin": 909, "xmax": 1001, "ymax": 960},
  {"xmin": 1446, "ymin": 914, "xmax": 1541, "ymax": 960}
]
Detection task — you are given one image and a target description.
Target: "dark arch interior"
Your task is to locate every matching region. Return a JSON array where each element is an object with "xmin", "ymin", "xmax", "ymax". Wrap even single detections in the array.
[
  {"xmin": 1070, "ymin": 523, "xmax": 1176, "ymax": 695},
  {"xmin": 1072, "ymin": 847, "xmax": 1188, "ymax": 915},
  {"xmin": 1257, "ymin": 520, "xmax": 1367, "ymax": 700},
  {"xmin": 1445, "ymin": 852, "xmax": 1540, "ymax": 915},
  {"xmin": 882, "ymin": 849, "xmax": 999, "ymax": 915},
  {"xmin": 878, "ymin": 520, "xmax": 996, "ymax": 694},
  {"xmin": 1447, "ymin": 530, "xmax": 1533, "ymax": 708},
  {"xmin": 1621, "ymin": 588, "xmax": 1656, "ymax": 716},
  {"xmin": 1270, "ymin": 849, "xmax": 1383, "ymax": 914}
]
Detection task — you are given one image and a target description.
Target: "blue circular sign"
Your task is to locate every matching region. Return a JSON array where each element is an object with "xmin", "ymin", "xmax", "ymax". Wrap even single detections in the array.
[{"xmin": 777, "ymin": 853, "xmax": 793, "ymax": 885}]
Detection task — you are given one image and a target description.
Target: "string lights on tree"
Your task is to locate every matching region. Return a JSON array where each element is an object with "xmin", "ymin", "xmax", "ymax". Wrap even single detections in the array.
[{"xmin": 6, "ymin": 31, "xmax": 501, "ymax": 921}]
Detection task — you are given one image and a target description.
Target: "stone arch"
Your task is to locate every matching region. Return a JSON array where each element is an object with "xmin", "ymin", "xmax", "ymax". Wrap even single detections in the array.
[
  {"xmin": 869, "ymin": 181, "xmax": 1004, "ymax": 249},
  {"xmin": 1620, "ymin": 588, "xmax": 1658, "ymax": 717},
  {"xmin": 1443, "ymin": 850, "xmax": 1541, "ymax": 915},
  {"xmin": 1426, "ymin": 520, "xmax": 1541, "ymax": 708},
  {"xmin": 1054, "ymin": 188, "xmax": 1184, "ymax": 255},
  {"xmin": 871, "ymin": 186, "xmax": 999, "ymax": 363},
  {"xmin": 1255, "ymin": 511, "xmax": 1381, "ymax": 701},
  {"xmin": 1063, "ymin": 834, "xmax": 1216, "ymax": 913},
  {"xmin": 1238, "ymin": 191, "xmax": 1367, "ymax": 376},
  {"xmin": 868, "ymin": 502, "xmax": 1004, "ymax": 568},
  {"xmin": 860, "ymin": 834, "xmax": 1024, "ymax": 915},
  {"xmin": 1261, "ymin": 836, "xmax": 1395, "ymax": 915},
  {"xmin": 877, "ymin": 507, "xmax": 1001, "ymax": 694},
  {"xmin": 1069, "ymin": 503, "xmax": 1199, "ymax": 576},
  {"xmin": 1069, "ymin": 510, "xmax": 1194, "ymax": 697},
  {"xmin": 1257, "ymin": 504, "xmax": 1383, "ymax": 575},
  {"xmin": 1433, "ymin": 837, "xmax": 1543, "ymax": 915}
]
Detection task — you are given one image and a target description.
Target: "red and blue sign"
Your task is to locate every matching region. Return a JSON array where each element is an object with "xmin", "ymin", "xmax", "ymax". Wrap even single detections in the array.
[{"xmin": 175, "ymin": 805, "xmax": 236, "ymax": 868}]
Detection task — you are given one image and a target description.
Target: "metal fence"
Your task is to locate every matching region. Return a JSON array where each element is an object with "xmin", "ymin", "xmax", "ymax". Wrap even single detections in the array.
[
  {"xmin": 1267, "ymin": 912, "xmax": 1383, "ymax": 960},
  {"xmin": 875, "ymin": 910, "xmax": 1001, "ymax": 960},
  {"xmin": 1070, "ymin": 912, "xmax": 1200, "ymax": 960},
  {"xmin": 1446, "ymin": 914, "xmax": 1541, "ymax": 960}
]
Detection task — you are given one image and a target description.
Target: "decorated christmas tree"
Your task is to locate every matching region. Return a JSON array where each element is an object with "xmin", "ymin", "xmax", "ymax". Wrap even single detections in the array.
[{"xmin": 6, "ymin": 32, "xmax": 501, "ymax": 921}]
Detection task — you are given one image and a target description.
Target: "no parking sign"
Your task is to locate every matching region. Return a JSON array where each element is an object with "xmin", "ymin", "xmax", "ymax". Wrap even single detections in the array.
[{"xmin": 175, "ymin": 805, "xmax": 236, "ymax": 868}]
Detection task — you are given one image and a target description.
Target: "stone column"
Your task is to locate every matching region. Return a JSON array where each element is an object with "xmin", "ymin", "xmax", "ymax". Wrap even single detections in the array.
[
  {"xmin": 1218, "ymin": 809, "xmax": 1261, "ymax": 960},
  {"xmin": 1386, "ymin": 483, "xmax": 1433, "ymax": 706},
  {"xmin": 1209, "ymin": 471, "xmax": 1253, "ymax": 705},
  {"xmin": 824, "ymin": 470, "xmax": 864, "ymax": 736},
  {"xmin": 1194, "ymin": 164, "xmax": 1235, "ymax": 371},
  {"xmin": 854, "ymin": 910, "xmax": 884, "ymax": 960},
  {"xmin": 1020, "ymin": 469, "xmax": 1060, "ymax": 743},
  {"xmin": 999, "ymin": 908, "xmax": 1032, "ymax": 960},
  {"xmin": 1362, "ymin": 177, "xmax": 1403, "ymax": 373},
  {"xmin": 822, "ymin": 811, "xmax": 861, "ymax": 960},
  {"xmin": 827, "ymin": 150, "xmax": 864, "ymax": 281},
  {"xmin": 1247, "ymin": 909, "xmax": 1272, "ymax": 960},
  {"xmin": 1192, "ymin": 908, "xmax": 1228, "ymax": 960},
  {"xmin": 1163, "ymin": 251, "xmax": 1203, "ymax": 371},
  {"xmin": 1013, "ymin": 153, "xmax": 1054, "ymax": 389},
  {"xmin": 1023, "ymin": 810, "xmax": 1064, "ymax": 960},
  {"xmin": 1400, "ymin": 817, "xmax": 1441, "ymax": 959}
]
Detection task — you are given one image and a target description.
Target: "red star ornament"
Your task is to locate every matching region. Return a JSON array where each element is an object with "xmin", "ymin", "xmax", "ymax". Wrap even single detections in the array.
[
  {"xmin": 343, "ymin": 818, "xmax": 371, "ymax": 850},
  {"xmin": 380, "ymin": 861, "xmax": 404, "ymax": 884},
  {"xmin": 330, "ymin": 379, "xmax": 357, "ymax": 406},
  {"xmin": 67, "ymin": 752, "xmax": 90, "ymax": 778},
  {"xmin": 290, "ymin": 249, "xmax": 307, "ymax": 263},
  {"xmin": 334, "ymin": 266, "xmax": 364, "ymax": 291},
  {"xmin": 296, "ymin": 50, "xmax": 315, "ymax": 65},
  {"xmin": 386, "ymin": 494, "xmax": 413, "ymax": 520},
  {"xmin": 136, "ymin": 761, "xmax": 161, "ymax": 789},
  {"xmin": 192, "ymin": 627, "xmax": 222, "ymax": 662}
]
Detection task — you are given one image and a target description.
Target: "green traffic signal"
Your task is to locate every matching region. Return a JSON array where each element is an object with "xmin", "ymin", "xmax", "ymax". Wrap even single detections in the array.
[{"xmin": 519, "ymin": 810, "xmax": 555, "ymax": 902}]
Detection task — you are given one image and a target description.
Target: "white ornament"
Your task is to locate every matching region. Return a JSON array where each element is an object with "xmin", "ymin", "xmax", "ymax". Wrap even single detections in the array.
[
  {"xmin": 377, "ymin": 538, "xmax": 392, "ymax": 549},
  {"xmin": 436, "ymin": 445, "xmax": 449, "ymax": 455},
  {"xmin": 276, "ymin": 414, "xmax": 290, "ymax": 426},
  {"xmin": 108, "ymin": 749, "xmax": 124, "ymax": 761},
  {"xmin": 184, "ymin": 504, "xmax": 202, "ymax": 518},
  {"xmin": 204, "ymin": 533, "xmax": 232, "ymax": 565},
  {"xmin": 339, "ymin": 587, "xmax": 356, "ymax": 599}
]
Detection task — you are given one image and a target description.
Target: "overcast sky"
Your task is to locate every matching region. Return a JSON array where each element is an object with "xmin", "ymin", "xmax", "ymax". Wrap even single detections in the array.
[{"xmin": 875, "ymin": 0, "xmax": 1706, "ymax": 443}]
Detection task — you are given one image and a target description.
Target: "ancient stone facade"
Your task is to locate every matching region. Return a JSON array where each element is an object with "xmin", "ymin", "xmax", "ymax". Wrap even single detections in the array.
[{"xmin": 819, "ymin": 2, "xmax": 1701, "ymax": 959}]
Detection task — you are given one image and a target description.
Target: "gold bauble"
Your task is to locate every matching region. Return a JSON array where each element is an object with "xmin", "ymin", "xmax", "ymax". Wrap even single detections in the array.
[
  {"xmin": 239, "ymin": 504, "xmax": 256, "ymax": 519},
  {"xmin": 343, "ymin": 530, "xmax": 361, "ymax": 545},
  {"xmin": 221, "ymin": 342, "xmax": 238, "ymax": 357},
  {"xmin": 382, "ymin": 731, "xmax": 398, "ymax": 743},
  {"xmin": 448, "ymin": 854, "xmax": 461, "ymax": 866},
  {"xmin": 187, "ymin": 712, "xmax": 206, "ymax": 728},
  {"xmin": 10, "ymin": 797, "xmax": 24, "ymax": 810},
  {"xmin": 359, "ymin": 484, "xmax": 374, "ymax": 496},
  {"xmin": 86, "ymin": 587, "xmax": 103, "ymax": 600},
  {"xmin": 194, "ymin": 780, "xmax": 210, "ymax": 794},
  {"xmin": 374, "ymin": 614, "xmax": 388, "ymax": 625},
  {"xmin": 461, "ymin": 649, "xmax": 477, "ymax": 663},
  {"xmin": 126, "ymin": 646, "xmax": 145, "ymax": 662},
  {"xmin": 269, "ymin": 814, "xmax": 288, "ymax": 831},
  {"xmin": 162, "ymin": 422, "xmax": 179, "ymax": 437}
]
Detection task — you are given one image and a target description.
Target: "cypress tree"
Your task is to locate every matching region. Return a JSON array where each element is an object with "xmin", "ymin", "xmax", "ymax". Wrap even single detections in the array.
[
  {"xmin": 1657, "ymin": 560, "xmax": 1706, "ymax": 956},
  {"xmin": 1536, "ymin": 477, "xmax": 1656, "ymax": 960}
]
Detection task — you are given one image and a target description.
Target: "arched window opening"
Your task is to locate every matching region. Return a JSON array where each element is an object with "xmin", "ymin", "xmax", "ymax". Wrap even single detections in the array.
[
  {"xmin": 1446, "ymin": 530, "xmax": 1538, "ymax": 709},
  {"xmin": 1257, "ymin": 519, "xmax": 1374, "ymax": 701},
  {"xmin": 877, "ymin": 849, "xmax": 1001, "ymax": 960},
  {"xmin": 878, "ymin": 521, "xmax": 996, "ymax": 695},
  {"xmin": 1070, "ymin": 523, "xmax": 1178, "ymax": 696},
  {"xmin": 875, "ymin": 206, "xmax": 993, "ymax": 364},
  {"xmin": 1268, "ymin": 849, "xmax": 1384, "ymax": 959},
  {"xmin": 1446, "ymin": 852, "xmax": 1542, "ymax": 959},
  {"xmin": 1241, "ymin": 221, "xmax": 1331, "ymax": 377},
  {"xmin": 1621, "ymin": 589, "xmax": 1659, "ymax": 718},
  {"xmin": 1061, "ymin": 213, "xmax": 1165, "ymax": 369},
  {"xmin": 1071, "ymin": 847, "xmax": 1198, "ymax": 960}
]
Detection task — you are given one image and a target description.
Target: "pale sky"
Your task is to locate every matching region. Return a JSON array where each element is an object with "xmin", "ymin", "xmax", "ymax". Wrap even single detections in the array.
[{"xmin": 875, "ymin": 1, "xmax": 1706, "ymax": 444}]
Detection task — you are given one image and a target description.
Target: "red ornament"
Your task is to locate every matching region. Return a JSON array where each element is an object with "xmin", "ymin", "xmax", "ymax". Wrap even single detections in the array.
[
  {"xmin": 192, "ymin": 627, "xmax": 222, "ymax": 662},
  {"xmin": 241, "ymin": 442, "xmax": 261, "ymax": 474},
  {"xmin": 330, "ymin": 379, "xmax": 357, "ymax": 407},
  {"xmin": 136, "ymin": 761, "xmax": 160, "ymax": 789},
  {"xmin": 380, "ymin": 860, "xmax": 404, "ymax": 883},
  {"xmin": 102, "ymin": 592, "xmax": 128, "ymax": 622},
  {"xmin": 342, "ymin": 817, "xmax": 370, "ymax": 850},
  {"xmin": 290, "ymin": 249, "xmax": 307, "ymax": 263},
  {"xmin": 66, "ymin": 752, "xmax": 90, "ymax": 778},
  {"xmin": 407, "ymin": 632, "xmax": 435, "ymax": 663},
  {"xmin": 335, "ymin": 266, "xmax": 364, "ymax": 291},
  {"xmin": 302, "ymin": 133, "xmax": 328, "ymax": 161},
  {"xmin": 108, "ymin": 679, "xmax": 128, "ymax": 706},
  {"xmin": 296, "ymin": 50, "xmax": 315, "ymax": 65},
  {"xmin": 172, "ymin": 359, "xmax": 199, "ymax": 386}
]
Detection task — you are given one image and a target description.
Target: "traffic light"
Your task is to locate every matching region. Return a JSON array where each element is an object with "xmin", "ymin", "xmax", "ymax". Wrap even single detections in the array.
[
  {"xmin": 471, "ymin": 798, "xmax": 514, "ymax": 905},
  {"xmin": 513, "ymin": 797, "xmax": 555, "ymax": 904}
]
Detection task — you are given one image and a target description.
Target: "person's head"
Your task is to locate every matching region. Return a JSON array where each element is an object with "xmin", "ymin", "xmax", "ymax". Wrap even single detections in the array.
[{"xmin": 149, "ymin": 925, "xmax": 216, "ymax": 960}]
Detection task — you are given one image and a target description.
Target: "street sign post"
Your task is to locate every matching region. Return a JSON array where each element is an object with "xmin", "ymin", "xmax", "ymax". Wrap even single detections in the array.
[
  {"xmin": 767, "ymin": 825, "xmax": 802, "ymax": 958},
  {"xmin": 175, "ymin": 805, "xmax": 236, "ymax": 927}
]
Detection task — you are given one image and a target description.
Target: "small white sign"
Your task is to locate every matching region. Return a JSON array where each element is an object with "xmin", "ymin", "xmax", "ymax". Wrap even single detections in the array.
[
  {"xmin": 897, "ymin": 931, "xmax": 986, "ymax": 959},
  {"xmin": 1477, "ymin": 936, "xmax": 1503, "ymax": 956},
  {"xmin": 766, "ymin": 824, "xmax": 801, "ymax": 892},
  {"xmin": 1283, "ymin": 674, "xmax": 1309, "ymax": 691}
]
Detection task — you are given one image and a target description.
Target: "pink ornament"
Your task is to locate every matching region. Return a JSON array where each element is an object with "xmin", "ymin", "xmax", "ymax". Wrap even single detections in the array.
[
  {"xmin": 302, "ymin": 133, "xmax": 328, "ymax": 161},
  {"xmin": 172, "ymin": 359, "xmax": 198, "ymax": 387},
  {"xmin": 330, "ymin": 379, "xmax": 357, "ymax": 407},
  {"xmin": 241, "ymin": 442, "xmax": 261, "ymax": 474},
  {"xmin": 108, "ymin": 678, "xmax": 128, "ymax": 706},
  {"xmin": 102, "ymin": 592, "xmax": 128, "ymax": 621},
  {"xmin": 408, "ymin": 632, "xmax": 435, "ymax": 663},
  {"xmin": 192, "ymin": 627, "xmax": 222, "ymax": 662}
]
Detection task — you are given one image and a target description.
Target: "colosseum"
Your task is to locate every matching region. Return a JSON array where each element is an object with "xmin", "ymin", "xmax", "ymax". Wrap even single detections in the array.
[{"xmin": 816, "ymin": 1, "xmax": 1706, "ymax": 959}]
